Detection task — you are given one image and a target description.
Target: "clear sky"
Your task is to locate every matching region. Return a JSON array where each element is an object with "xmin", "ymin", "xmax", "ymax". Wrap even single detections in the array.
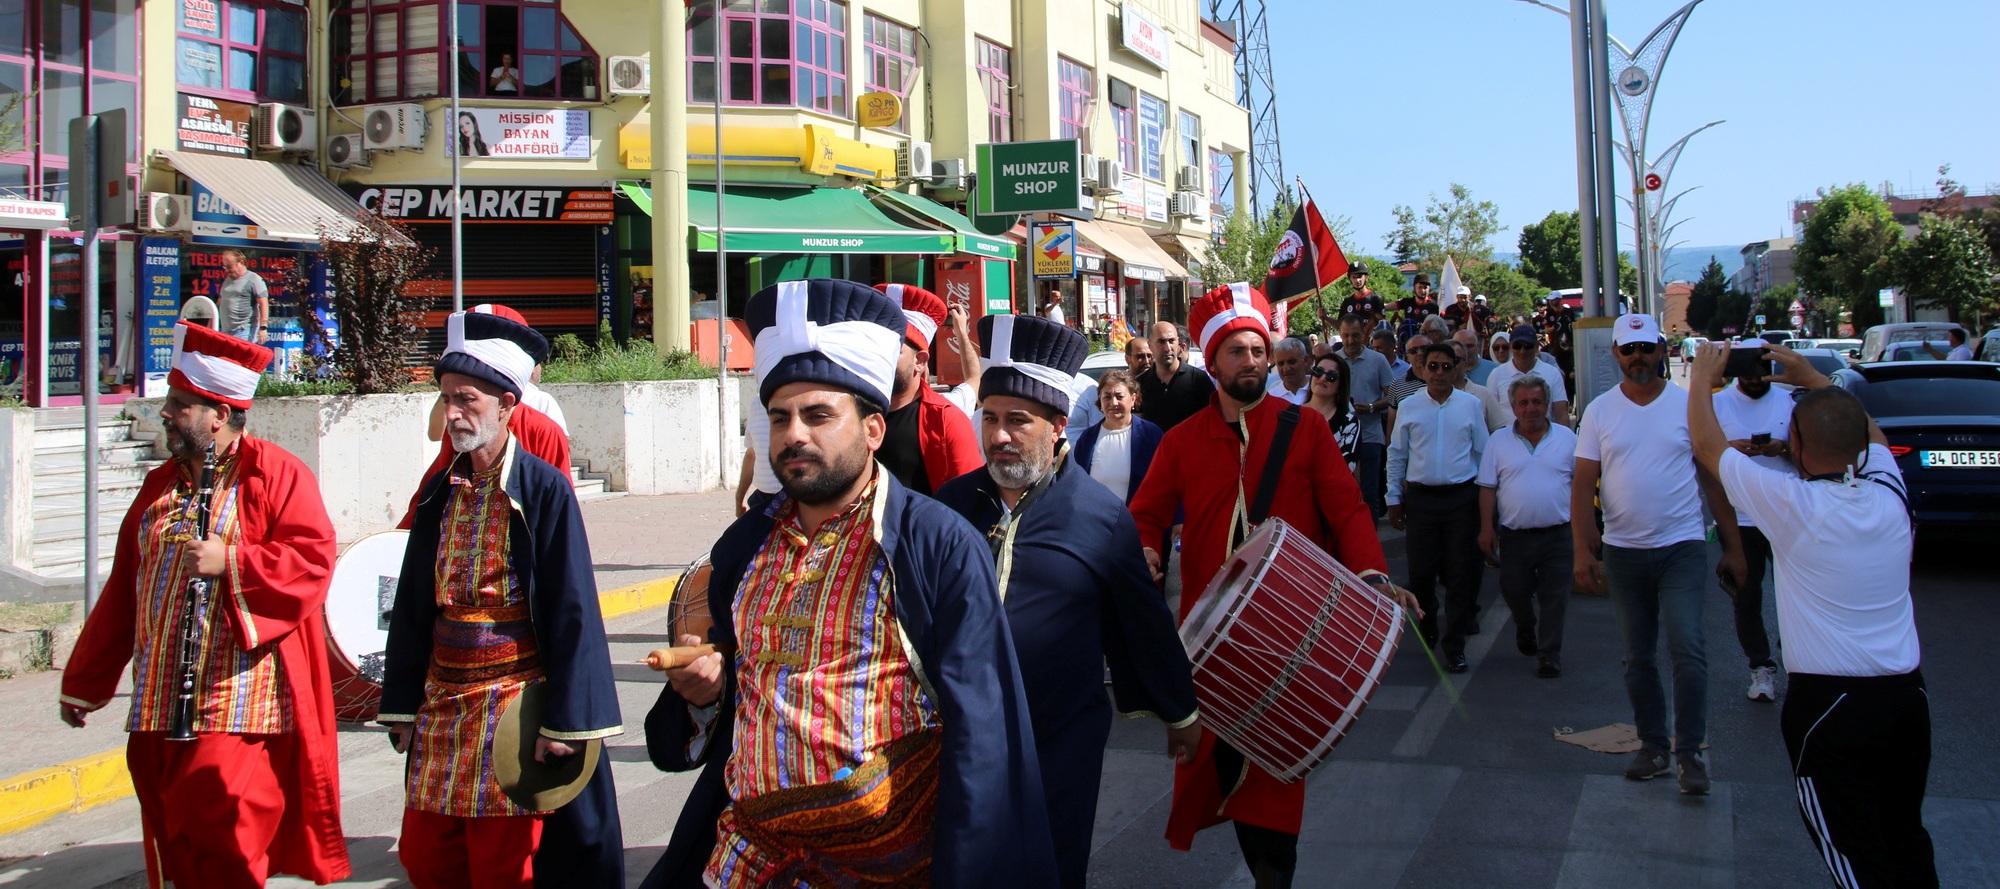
[{"xmin": 1269, "ymin": 0, "xmax": 2000, "ymax": 258}]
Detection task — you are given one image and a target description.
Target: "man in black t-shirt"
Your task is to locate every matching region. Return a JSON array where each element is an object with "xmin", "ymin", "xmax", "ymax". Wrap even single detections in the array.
[
  {"xmin": 1470, "ymin": 296, "xmax": 1495, "ymax": 338},
  {"xmin": 1442, "ymin": 287, "xmax": 1472, "ymax": 332},
  {"xmin": 1136, "ymin": 321, "xmax": 1215, "ymax": 431},
  {"xmin": 1338, "ymin": 265, "xmax": 1386, "ymax": 331}
]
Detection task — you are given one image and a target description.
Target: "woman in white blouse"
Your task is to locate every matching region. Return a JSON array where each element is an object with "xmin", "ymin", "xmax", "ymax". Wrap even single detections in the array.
[{"xmin": 1072, "ymin": 370, "xmax": 1163, "ymax": 504}]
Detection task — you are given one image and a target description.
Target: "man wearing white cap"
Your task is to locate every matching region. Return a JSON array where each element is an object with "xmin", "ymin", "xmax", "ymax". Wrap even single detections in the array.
[
  {"xmin": 381, "ymin": 310, "xmax": 626, "ymax": 889},
  {"xmin": 1573, "ymin": 313, "xmax": 1746, "ymax": 796},
  {"xmin": 935, "ymin": 313, "xmax": 1199, "ymax": 888},
  {"xmin": 1131, "ymin": 282, "xmax": 1412, "ymax": 886},
  {"xmin": 1443, "ymin": 286, "xmax": 1474, "ymax": 333},
  {"xmin": 63, "ymin": 321, "xmax": 351, "ymax": 887},
  {"xmin": 643, "ymin": 279, "xmax": 1055, "ymax": 889}
]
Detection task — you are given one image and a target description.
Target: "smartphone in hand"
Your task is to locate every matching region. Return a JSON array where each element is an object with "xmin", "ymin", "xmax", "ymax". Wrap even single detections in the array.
[{"xmin": 1723, "ymin": 345, "xmax": 1775, "ymax": 379}]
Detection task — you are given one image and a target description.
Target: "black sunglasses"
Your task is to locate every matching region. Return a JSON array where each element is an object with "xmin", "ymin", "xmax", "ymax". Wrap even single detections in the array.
[
  {"xmin": 1423, "ymin": 361, "xmax": 1457, "ymax": 372},
  {"xmin": 1618, "ymin": 342, "xmax": 1660, "ymax": 356},
  {"xmin": 1310, "ymin": 366, "xmax": 1340, "ymax": 378}
]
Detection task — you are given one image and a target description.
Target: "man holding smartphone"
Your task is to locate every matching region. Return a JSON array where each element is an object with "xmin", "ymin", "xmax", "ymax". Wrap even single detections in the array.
[{"xmin": 1711, "ymin": 348, "xmax": 1792, "ymax": 703}]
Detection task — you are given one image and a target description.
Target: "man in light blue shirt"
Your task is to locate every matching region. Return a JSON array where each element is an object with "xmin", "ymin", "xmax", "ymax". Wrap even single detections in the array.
[{"xmin": 1387, "ymin": 342, "xmax": 1490, "ymax": 670}]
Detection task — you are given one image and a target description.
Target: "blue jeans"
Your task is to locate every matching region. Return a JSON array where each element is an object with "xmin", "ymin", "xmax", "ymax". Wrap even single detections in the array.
[
  {"xmin": 1602, "ymin": 540, "xmax": 1708, "ymax": 754},
  {"xmin": 1352, "ymin": 441, "xmax": 1386, "ymax": 517},
  {"xmin": 228, "ymin": 324, "xmax": 259, "ymax": 344}
]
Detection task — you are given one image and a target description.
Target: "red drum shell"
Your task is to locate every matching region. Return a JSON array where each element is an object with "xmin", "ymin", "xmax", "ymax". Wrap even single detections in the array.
[{"xmin": 1179, "ymin": 519, "xmax": 1403, "ymax": 783}]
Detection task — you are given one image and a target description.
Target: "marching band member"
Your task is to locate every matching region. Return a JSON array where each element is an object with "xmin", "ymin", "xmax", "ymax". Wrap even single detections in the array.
[
  {"xmin": 934, "ymin": 313, "xmax": 1200, "ymax": 888},
  {"xmin": 61, "ymin": 321, "xmax": 350, "ymax": 888},
  {"xmin": 380, "ymin": 310, "xmax": 624, "ymax": 888},
  {"xmin": 642, "ymin": 279, "xmax": 1054, "ymax": 888},
  {"xmin": 1129, "ymin": 283, "xmax": 1410, "ymax": 888},
  {"xmin": 873, "ymin": 282, "xmax": 984, "ymax": 494}
]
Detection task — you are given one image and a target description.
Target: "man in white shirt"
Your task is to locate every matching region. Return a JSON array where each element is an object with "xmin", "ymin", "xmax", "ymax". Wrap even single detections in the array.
[
  {"xmin": 1573, "ymin": 313, "xmax": 1745, "ymax": 796},
  {"xmin": 1265, "ymin": 336, "xmax": 1312, "ymax": 405},
  {"xmin": 1709, "ymin": 355, "xmax": 1792, "ymax": 702},
  {"xmin": 1388, "ymin": 342, "xmax": 1490, "ymax": 672},
  {"xmin": 1477, "ymin": 374, "xmax": 1575, "ymax": 678},
  {"xmin": 488, "ymin": 53, "xmax": 521, "ymax": 94},
  {"xmin": 1488, "ymin": 324, "xmax": 1571, "ymax": 427},
  {"xmin": 1687, "ymin": 341, "xmax": 1933, "ymax": 888}
]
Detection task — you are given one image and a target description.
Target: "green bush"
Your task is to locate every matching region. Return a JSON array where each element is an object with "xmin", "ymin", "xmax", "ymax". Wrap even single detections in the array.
[
  {"xmin": 256, "ymin": 377, "xmax": 357, "ymax": 397},
  {"xmin": 539, "ymin": 341, "xmax": 715, "ymax": 383}
]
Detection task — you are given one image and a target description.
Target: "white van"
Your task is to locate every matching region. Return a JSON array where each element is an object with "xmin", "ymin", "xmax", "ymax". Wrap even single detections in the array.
[{"xmin": 1860, "ymin": 322, "xmax": 1964, "ymax": 362}]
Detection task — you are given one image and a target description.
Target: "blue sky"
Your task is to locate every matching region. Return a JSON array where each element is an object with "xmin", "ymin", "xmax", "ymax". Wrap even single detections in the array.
[{"xmin": 1271, "ymin": 0, "xmax": 2000, "ymax": 258}]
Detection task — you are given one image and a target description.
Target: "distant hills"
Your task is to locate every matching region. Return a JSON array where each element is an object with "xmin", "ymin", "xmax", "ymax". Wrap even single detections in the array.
[{"xmin": 1473, "ymin": 246, "xmax": 1745, "ymax": 286}]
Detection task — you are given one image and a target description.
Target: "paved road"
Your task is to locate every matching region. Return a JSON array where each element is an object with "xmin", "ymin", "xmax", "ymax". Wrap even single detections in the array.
[{"xmin": 3, "ymin": 511, "xmax": 1994, "ymax": 886}]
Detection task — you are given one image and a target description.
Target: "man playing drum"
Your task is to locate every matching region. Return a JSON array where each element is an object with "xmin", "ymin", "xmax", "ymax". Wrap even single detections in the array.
[
  {"xmin": 640, "ymin": 279, "xmax": 1055, "ymax": 889},
  {"xmin": 934, "ymin": 313, "xmax": 1201, "ymax": 888},
  {"xmin": 61, "ymin": 322, "xmax": 351, "ymax": 888},
  {"xmin": 379, "ymin": 310, "xmax": 625, "ymax": 888},
  {"xmin": 1130, "ymin": 283, "xmax": 1413, "ymax": 888}
]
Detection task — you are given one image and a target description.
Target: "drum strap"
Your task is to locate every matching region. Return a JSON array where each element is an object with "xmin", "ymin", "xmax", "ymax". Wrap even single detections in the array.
[{"xmin": 1247, "ymin": 405, "xmax": 1302, "ymax": 527}]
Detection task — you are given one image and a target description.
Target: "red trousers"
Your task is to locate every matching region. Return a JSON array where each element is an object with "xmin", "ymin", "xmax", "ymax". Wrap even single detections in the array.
[
  {"xmin": 126, "ymin": 731, "xmax": 290, "ymax": 889},
  {"xmin": 399, "ymin": 807, "xmax": 544, "ymax": 889}
]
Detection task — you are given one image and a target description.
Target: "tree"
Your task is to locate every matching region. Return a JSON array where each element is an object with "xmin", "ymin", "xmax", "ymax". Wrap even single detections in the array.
[
  {"xmin": 1897, "ymin": 213, "xmax": 1999, "ymax": 323},
  {"xmin": 1710, "ymin": 289, "xmax": 1752, "ymax": 337},
  {"xmin": 289, "ymin": 213, "xmax": 438, "ymax": 394},
  {"xmin": 1460, "ymin": 261, "xmax": 1540, "ymax": 323},
  {"xmin": 1517, "ymin": 211, "xmax": 1583, "ymax": 291},
  {"xmin": 1686, "ymin": 256, "xmax": 1726, "ymax": 335},
  {"xmin": 0, "ymin": 90, "xmax": 28, "ymax": 157},
  {"xmin": 1286, "ymin": 256, "xmax": 1409, "ymax": 337},
  {"xmin": 1384, "ymin": 183, "xmax": 1502, "ymax": 269},
  {"xmin": 1204, "ymin": 199, "xmax": 1356, "ymax": 336},
  {"xmin": 1795, "ymin": 183, "xmax": 1902, "ymax": 333}
]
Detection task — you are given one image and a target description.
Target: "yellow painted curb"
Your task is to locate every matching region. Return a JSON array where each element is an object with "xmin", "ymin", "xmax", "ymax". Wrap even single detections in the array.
[
  {"xmin": 0, "ymin": 748, "xmax": 131, "ymax": 836},
  {"xmin": 0, "ymin": 571, "xmax": 686, "ymax": 838}
]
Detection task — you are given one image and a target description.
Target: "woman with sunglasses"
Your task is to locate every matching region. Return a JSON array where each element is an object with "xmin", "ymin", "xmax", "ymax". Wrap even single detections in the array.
[{"xmin": 1304, "ymin": 353, "xmax": 1361, "ymax": 478}]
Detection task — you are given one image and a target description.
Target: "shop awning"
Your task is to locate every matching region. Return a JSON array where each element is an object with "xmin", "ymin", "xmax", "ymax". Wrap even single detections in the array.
[
  {"xmin": 1073, "ymin": 219, "xmax": 1188, "ymax": 282},
  {"xmin": 621, "ymin": 183, "xmax": 956, "ymax": 255},
  {"xmin": 864, "ymin": 187, "xmax": 1017, "ymax": 260},
  {"xmin": 156, "ymin": 150, "xmax": 379, "ymax": 242}
]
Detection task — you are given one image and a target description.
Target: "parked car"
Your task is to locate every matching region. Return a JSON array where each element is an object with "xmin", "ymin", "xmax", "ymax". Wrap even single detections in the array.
[
  {"xmin": 1783, "ymin": 337, "xmax": 1861, "ymax": 354},
  {"xmin": 1079, "ymin": 349, "xmax": 1126, "ymax": 382},
  {"xmin": 1790, "ymin": 348, "xmax": 1852, "ymax": 378},
  {"xmin": 1755, "ymin": 329, "xmax": 1798, "ymax": 346},
  {"xmin": 1882, "ymin": 341, "xmax": 1952, "ymax": 362},
  {"xmin": 1860, "ymin": 322, "xmax": 1963, "ymax": 362},
  {"xmin": 1834, "ymin": 361, "xmax": 2000, "ymax": 529},
  {"xmin": 1978, "ymin": 329, "xmax": 2000, "ymax": 363}
]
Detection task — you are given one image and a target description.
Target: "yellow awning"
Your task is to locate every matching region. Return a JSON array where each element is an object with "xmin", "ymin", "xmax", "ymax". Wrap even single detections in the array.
[{"xmin": 617, "ymin": 114, "xmax": 894, "ymax": 180}]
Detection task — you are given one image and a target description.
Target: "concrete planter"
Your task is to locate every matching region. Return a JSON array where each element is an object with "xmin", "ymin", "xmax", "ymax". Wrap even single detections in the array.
[
  {"xmin": 126, "ymin": 378, "xmax": 740, "ymax": 539},
  {"xmin": 543, "ymin": 379, "xmax": 741, "ymax": 496}
]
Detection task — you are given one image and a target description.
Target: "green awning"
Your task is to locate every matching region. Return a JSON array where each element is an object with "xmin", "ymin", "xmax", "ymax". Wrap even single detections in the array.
[
  {"xmin": 620, "ymin": 183, "xmax": 956, "ymax": 255},
  {"xmin": 865, "ymin": 186, "xmax": 1019, "ymax": 261}
]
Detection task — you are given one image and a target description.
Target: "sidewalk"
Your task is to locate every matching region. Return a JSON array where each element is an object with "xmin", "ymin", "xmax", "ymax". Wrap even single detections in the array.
[{"xmin": 0, "ymin": 489, "xmax": 734, "ymax": 840}]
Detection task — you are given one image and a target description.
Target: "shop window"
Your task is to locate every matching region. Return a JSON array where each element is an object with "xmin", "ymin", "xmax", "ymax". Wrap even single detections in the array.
[
  {"xmin": 332, "ymin": 0, "xmax": 597, "ymax": 104},
  {"xmin": 974, "ymin": 38, "xmax": 1010, "ymax": 143},
  {"xmin": 1177, "ymin": 111, "xmax": 1199, "ymax": 187},
  {"xmin": 1057, "ymin": 56, "xmax": 1092, "ymax": 149},
  {"xmin": 862, "ymin": 13, "xmax": 913, "ymax": 133},
  {"xmin": 1137, "ymin": 91, "xmax": 1165, "ymax": 181},
  {"xmin": 0, "ymin": 0, "xmax": 137, "ymax": 199},
  {"xmin": 688, "ymin": 0, "xmax": 846, "ymax": 114},
  {"xmin": 1108, "ymin": 78, "xmax": 1135, "ymax": 175},
  {"xmin": 176, "ymin": 0, "xmax": 307, "ymax": 103}
]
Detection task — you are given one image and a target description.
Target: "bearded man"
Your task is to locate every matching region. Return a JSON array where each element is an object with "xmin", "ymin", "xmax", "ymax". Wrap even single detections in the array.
[
  {"xmin": 874, "ymin": 282, "xmax": 984, "ymax": 494},
  {"xmin": 380, "ymin": 310, "xmax": 625, "ymax": 888},
  {"xmin": 933, "ymin": 313, "xmax": 1199, "ymax": 888},
  {"xmin": 62, "ymin": 322, "xmax": 350, "ymax": 888},
  {"xmin": 641, "ymin": 279, "xmax": 1054, "ymax": 889},
  {"xmin": 1130, "ymin": 284, "xmax": 1415, "ymax": 888}
]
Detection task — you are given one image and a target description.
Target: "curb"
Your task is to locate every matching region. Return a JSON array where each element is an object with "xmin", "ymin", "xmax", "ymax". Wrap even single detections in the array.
[{"xmin": 0, "ymin": 572, "xmax": 684, "ymax": 838}]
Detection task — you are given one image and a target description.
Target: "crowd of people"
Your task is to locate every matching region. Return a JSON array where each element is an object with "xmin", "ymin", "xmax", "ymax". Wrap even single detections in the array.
[{"xmin": 56, "ymin": 270, "xmax": 1933, "ymax": 889}]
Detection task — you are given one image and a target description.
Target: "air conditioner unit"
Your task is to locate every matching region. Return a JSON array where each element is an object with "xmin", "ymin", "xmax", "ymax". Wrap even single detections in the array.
[
  {"xmin": 138, "ymin": 192, "xmax": 192, "ymax": 232},
  {"xmin": 1175, "ymin": 164, "xmax": 1202, "ymax": 191},
  {"xmin": 1097, "ymin": 158, "xmax": 1125, "ymax": 193},
  {"xmin": 930, "ymin": 157, "xmax": 968, "ymax": 191},
  {"xmin": 325, "ymin": 133, "xmax": 371, "ymax": 169},
  {"xmin": 1169, "ymin": 191, "xmax": 1205, "ymax": 219},
  {"xmin": 1080, "ymin": 153, "xmax": 1102, "ymax": 185},
  {"xmin": 253, "ymin": 103, "xmax": 316, "ymax": 153},
  {"xmin": 362, "ymin": 103, "xmax": 427, "ymax": 151},
  {"xmin": 605, "ymin": 56, "xmax": 651, "ymax": 96},
  {"xmin": 897, "ymin": 140, "xmax": 933, "ymax": 182}
]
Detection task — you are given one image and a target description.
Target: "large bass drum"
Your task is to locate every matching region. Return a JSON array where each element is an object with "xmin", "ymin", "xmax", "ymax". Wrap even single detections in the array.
[{"xmin": 324, "ymin": 530, "xmax": 407, "ymax": 723}]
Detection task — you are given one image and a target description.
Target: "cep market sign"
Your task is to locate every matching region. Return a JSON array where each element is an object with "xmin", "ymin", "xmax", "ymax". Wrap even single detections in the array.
[{"xmin": 975, "ymin": 139, "xmax": 1082, "ymax": 215}]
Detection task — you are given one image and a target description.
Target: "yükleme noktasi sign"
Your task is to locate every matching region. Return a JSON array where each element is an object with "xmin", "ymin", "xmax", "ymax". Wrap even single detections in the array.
[
  {"xmin": 975, "ymin": 139, "xmax": 1083, "ymax": 216},
  {"xmin": 345, "ymin": 186, "xmax": 615, "ymax": 223}
]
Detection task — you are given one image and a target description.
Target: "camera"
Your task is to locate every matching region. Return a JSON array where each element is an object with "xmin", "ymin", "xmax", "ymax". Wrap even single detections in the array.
[{"xmin": 1723, "ymin": 345, "xmax": 1776, "ymax": 379}]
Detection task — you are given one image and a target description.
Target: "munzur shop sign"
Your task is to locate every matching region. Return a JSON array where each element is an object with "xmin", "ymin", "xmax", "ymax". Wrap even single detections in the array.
[{"xmin": 975, "ymin": 139, "xmax": 1083, "ymax": 216}]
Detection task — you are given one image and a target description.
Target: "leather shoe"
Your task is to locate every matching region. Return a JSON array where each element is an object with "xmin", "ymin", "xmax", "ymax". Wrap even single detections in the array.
[
  {"xmin": 1516, "ymin": 633, "xmax": 1539, "ymax": 657},
  {"xmin": 1537, "ymin": 657, "xmax": 1561, "ymax": 679},
  {"xmin": 1445, "ymin": 653, "xmax": 1469, "ymax": 673}
]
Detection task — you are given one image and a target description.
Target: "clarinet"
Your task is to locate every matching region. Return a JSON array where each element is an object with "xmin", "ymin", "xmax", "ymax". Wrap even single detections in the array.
[{"xmin": 165, "ymin": 443, "xmax": 218, "ymax": 743}]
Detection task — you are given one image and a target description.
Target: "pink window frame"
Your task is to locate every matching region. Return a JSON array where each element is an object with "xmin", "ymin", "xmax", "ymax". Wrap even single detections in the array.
[
  {"xmin": 975, "ymin": 38, "xmax": 1011, "ymax": 143},
  {"xmin": 862, "ymin": 13, "xmax": 914, "ymax": 133},
  {"xmin": 688, "ymin": 0, "xmax": 848, "ymax": 113},
  {"xmin": 177, "ymin": 0, "xmax": 307, "ymax": 103},
  {"xmin": 1057, "ymin": 56, "xmax": 1092, "ymax": 150}
]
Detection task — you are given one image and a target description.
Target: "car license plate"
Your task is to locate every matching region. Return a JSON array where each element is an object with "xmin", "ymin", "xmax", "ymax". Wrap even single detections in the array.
[{"xmin": 1919, "ymin": 450, "xmax": 2000, "ymax": 468}]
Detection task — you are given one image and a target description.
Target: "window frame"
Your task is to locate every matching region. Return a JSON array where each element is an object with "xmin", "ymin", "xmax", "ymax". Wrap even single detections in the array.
[
  {"xmin": 1177, "ymin": 110, "xmax": 1200, "ymax": 188},
  {"xmin": 176, "ymin": 0, "xmax": 308, "ymax": 104},
  {"xmin": 974, "ymin": 37, "xmax": 1011, "ymax": 143},
  {"xmin": 862, "ymin": 12, "xmax": 914, "ymax": 134},
  {"xmin": 1108, "ymin": 78, "xmax": 1136, "ymax": 175},
  {"xmin": 687, "ymin": 0, "xmax": 848, "ymax": 115},
  {"xmin": 1, "ymin": 0, "xmax": 141, "ymax": 203},
  {"xmin": 1057, "ymin": 56, "xmax": 1093, "ymax": 150},
  {"xmin": 332, "ymin": 0, "xmax": 600, "ymax": 105}
]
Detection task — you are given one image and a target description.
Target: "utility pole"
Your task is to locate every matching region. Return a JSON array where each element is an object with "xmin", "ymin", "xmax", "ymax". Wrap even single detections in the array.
[{"xmin": 651, "ymin": 0, "xmax": 690, "ymax": 352}]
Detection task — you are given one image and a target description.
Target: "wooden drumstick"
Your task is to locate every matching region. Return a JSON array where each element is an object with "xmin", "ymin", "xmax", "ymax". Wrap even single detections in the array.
[{"xmin": 642, "ymin": 645, "xmax": 718, "ymax": 670}]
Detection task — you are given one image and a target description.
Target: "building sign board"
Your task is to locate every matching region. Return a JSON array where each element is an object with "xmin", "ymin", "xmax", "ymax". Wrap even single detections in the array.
[
  {"xmin": 0, "ymin": 198, "xmax": 70, "ymax": 230},
  {"xmin": 175, "ymin": 93, "xmax": 253, "ymax": 157},
  {"xmin": 140, "ymin": 238, "xmax": 182, "ymax": 375},
  {"xmin": 1030, "ymin": 221, "xmax": 1077, "ymax": 279},
  {"xmin": 975, "ymin": 139, "xmax": 1082, "ymax": 215},
  {"xmin": 345, "ymin": 186, "xmax": 616, "ymax": 223},
  {"xmin": 444, "ymin": 108, "xmax": 592, "ymax": 159},
  {"xmin": 191, "ymin": 182, "xmax": 304, "ymax": 247},
  {"xmin": 1121, "ymin": 3, "xmax": 1171, "ymax": 69},
  {"xmin": 857, "ymin": 91, "xmax": 903, "ymax": 129}
]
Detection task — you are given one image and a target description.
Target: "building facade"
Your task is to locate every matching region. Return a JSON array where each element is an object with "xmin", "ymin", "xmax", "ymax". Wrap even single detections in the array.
[
  {"xmin": 1728, "ymin": 237, "xmax": 1795, "ymax": 296},
  {"xmin": 0, "ymin": 0, "xmax": 1250, "ymax": 405}
]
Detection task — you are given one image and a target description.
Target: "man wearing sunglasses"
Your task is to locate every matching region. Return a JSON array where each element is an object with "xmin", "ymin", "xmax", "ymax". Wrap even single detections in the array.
[
  {"xmin": 1387, "ymin": 343, "xmax": 1491, "ymax": 661},
  {"xmin": 1573, "ymin": 314, "xmax": 1747, "ymax": 797},
  {"xmin": 1487, "ymin": 325, "xmax": 1571, "ymax": 427}
]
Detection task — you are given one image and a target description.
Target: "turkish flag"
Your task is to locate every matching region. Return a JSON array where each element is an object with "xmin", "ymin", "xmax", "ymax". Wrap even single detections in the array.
[{"xmin": 1263, "ymin": 179, "xmax": 1349, "ymax": 308}]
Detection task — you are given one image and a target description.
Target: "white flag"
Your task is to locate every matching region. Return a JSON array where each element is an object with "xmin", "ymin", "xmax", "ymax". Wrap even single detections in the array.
[{"xmin": 1438, "ymin": 257, "xmax": 1462, "ymax": 311}]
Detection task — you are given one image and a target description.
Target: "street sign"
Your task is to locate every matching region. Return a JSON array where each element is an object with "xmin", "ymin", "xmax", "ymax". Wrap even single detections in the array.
[
  {"xmin": 1029, "ymin": 221, "xmax": 1076, "ymax": 280},
  {"xmin": 1643, "ymin": 173, "xmax": 1663, "ymax": 192},
  {"xmin": 975, "ymin": 139, "xmax": 1082, "ymax": 215},
  {"xmin": 857, "ymin": 91, "xmax": 902, "ymax": 128},
  {"xmin": 1877, "ymin": 288, "xmax": 1896, "ymax": 309},
  {"xmin": 1617, "ymin": 65, "xmax": 1650, "ymax": 97},
  {"xmin": 1755, "ymin": 314, "xmax": 1767, "ymax": 326}
]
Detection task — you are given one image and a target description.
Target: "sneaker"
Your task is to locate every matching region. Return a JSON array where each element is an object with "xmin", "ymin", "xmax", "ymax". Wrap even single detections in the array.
[
  {"xmin": 1536, "ymin": 657, "xmax": 1561, "ymax": 679},
  {"xmin": 1624, "ymin": 747, "xmax": 1671, "ymax": 781},
  {"xmin": 1747, "ymin": 666, "xmax": 1776, "ymax": 702},
  {"xmin": 1677, "ymin": 752, "xmax": 1711, "ymax": 795}
]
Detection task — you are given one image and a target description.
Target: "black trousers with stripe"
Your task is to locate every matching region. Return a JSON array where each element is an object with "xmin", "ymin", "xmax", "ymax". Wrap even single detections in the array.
[{"xmin": 1781, "ymin": 670, "xmax": 1936, "ymax": 889}]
